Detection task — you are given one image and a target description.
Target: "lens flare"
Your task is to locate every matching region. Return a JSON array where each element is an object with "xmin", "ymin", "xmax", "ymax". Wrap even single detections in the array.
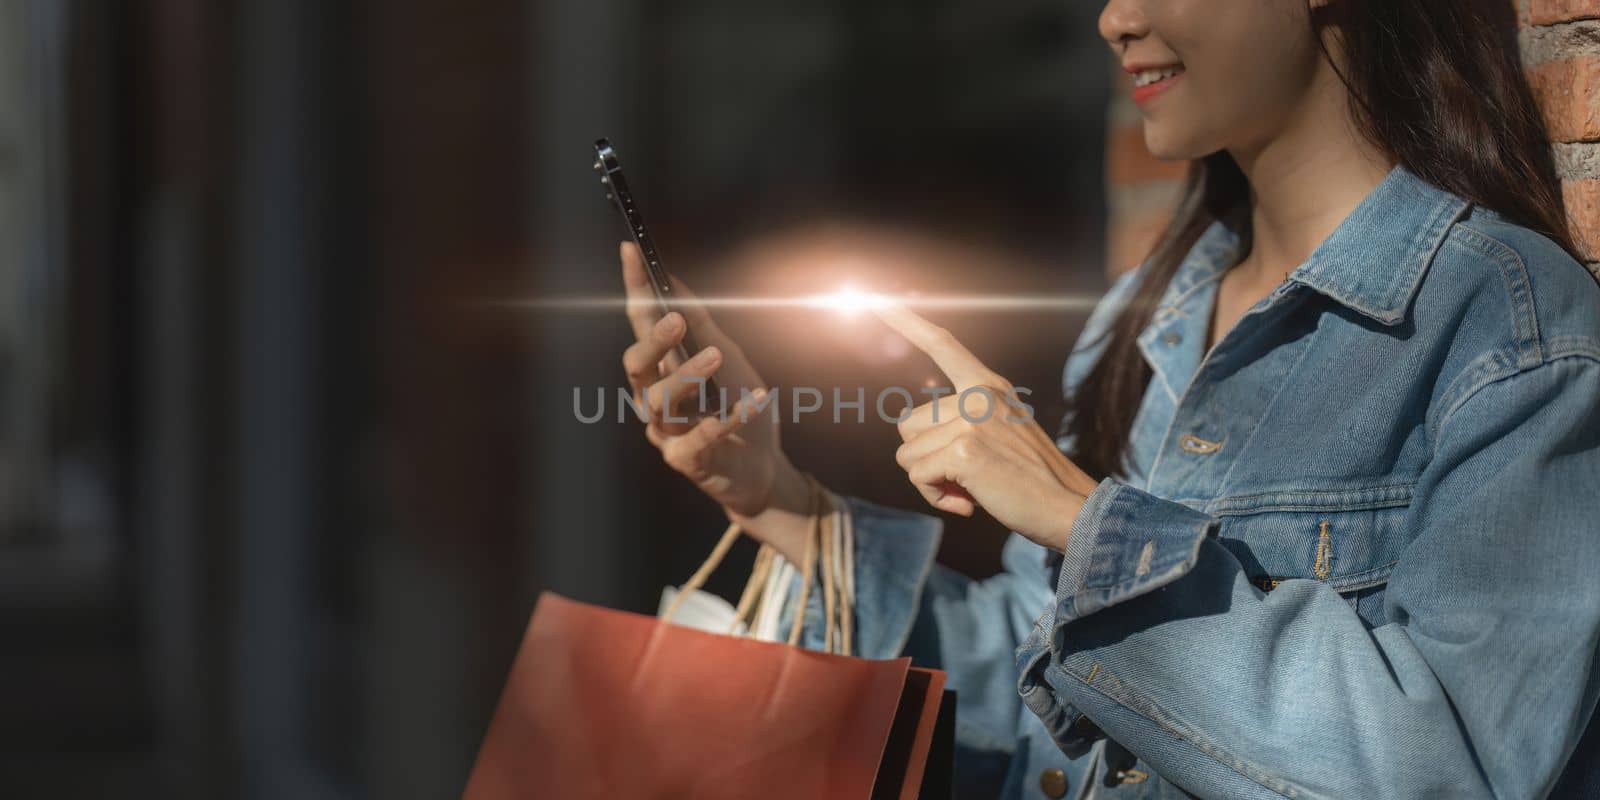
[
  {"xmin": 811, "ymin": 286, "xmax": 889, "ymax": 315},
  {"xmin": 477, "ymin": 290, "xmax": 1102, "ymax": 313}
]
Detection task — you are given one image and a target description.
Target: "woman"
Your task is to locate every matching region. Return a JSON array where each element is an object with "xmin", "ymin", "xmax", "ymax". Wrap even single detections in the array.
[{"xmin": 618, "ymin": 0, "xmax": 1600, "ymax": 796}]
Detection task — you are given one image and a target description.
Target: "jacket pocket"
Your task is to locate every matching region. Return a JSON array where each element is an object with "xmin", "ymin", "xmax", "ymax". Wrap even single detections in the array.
[{"xmin": 1204, "ymin": 482, "xmax": 1415, "ymax": 595}]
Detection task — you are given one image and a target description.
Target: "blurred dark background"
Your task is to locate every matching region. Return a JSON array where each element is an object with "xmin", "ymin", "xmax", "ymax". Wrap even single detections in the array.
[{"xmin": 0, "ymin": 0, "xmax": 1113, "ymax": 796}]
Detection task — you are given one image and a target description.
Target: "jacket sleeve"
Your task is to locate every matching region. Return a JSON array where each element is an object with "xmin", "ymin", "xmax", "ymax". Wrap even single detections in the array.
[{"xmin": 1015, "ymin": 352, "xmax": 1600, "ymax": 799}]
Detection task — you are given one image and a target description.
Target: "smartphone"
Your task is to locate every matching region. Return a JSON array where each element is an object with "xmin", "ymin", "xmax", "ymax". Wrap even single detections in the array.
[{"xmin": 593, "ymin": 138, "xmax": 722, "ymax": 413}]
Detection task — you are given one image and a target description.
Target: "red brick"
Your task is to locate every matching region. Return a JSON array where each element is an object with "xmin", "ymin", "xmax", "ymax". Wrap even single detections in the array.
[
  {"xmin": 1530, "ymin": 0, "xmax": 1600, "ymax": 25},
  {"xmin": 1106, "ymin": 123, "xmax": 1189, "ymax": 184},
  {"xmin": 1563, "ymin": 178, "xmax": 1600, "ymax": 260},
  {"xmin": 1527, "ymin": 56, "xmax": 1600, "ymax": 142}
]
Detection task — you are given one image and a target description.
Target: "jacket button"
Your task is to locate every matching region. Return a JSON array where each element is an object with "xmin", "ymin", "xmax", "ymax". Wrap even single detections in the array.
[
  {"xmin": 1039, "ymin": 767, "xmax": 1069, "ymax": 798},
  {"xmin": 1162, "ymin": 331, "xmax": 1181, "ymax": 346}
]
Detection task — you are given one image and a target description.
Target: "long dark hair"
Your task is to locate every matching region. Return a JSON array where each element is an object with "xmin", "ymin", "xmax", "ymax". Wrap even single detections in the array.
[{"xmin": 1065, "ymin": 0, "xmax": 1581, "ymax": 482}]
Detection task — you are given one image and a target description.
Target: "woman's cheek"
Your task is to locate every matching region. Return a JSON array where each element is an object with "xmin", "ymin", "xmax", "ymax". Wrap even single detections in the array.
[{"xmin": 1141, "ymin": 0, "xmax": 1320, "ymax": 157}]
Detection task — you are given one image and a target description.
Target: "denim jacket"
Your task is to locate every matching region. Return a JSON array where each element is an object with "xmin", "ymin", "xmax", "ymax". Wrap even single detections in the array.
[{"xmin": 783, "ymin": 163, "xmax": 1600, "ymax": 798}]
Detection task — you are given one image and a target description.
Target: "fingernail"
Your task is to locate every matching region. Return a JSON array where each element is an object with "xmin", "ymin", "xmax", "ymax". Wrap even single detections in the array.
[
  {"xmin": 658, "ymin": 312, "xmax": 683, "ymax": 334},
  {"xmin": 694, "ymin": 346, "xmax": 720, "ymax": 365}
]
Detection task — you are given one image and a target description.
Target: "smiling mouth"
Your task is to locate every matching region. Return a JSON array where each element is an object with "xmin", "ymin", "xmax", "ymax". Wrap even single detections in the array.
[{"xmin": 1131, "ymin": 64, "xmax": 1185, "ymax": 88}]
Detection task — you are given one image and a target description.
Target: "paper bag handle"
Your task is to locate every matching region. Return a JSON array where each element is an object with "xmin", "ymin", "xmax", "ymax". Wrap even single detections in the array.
[{"xmin": 660, "ymin": 472, "xmax": 853, "ymax": 654}]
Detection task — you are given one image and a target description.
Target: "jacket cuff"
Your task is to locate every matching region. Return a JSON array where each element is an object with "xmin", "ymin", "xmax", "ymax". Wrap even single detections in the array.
[
  {"xmin": 1015, "ymin": 478, "xmax": 1217, "ymax": 757},
  {"xmin": 1015, "ymin": 620, "xmax": 1105, "ymax": 757},
  {"xmin": 1052, "ymin": 477, "xmax": 1219, "ymax": 636},
  {"xmin": 779, "ymin": 494, "xmax": 943, "ymax": 660}
]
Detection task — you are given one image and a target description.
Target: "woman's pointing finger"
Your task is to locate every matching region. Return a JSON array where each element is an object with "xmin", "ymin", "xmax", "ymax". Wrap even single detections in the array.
[{"xmin": 870, "ymin": 300, "xmax": 1003, "ymax": 390}]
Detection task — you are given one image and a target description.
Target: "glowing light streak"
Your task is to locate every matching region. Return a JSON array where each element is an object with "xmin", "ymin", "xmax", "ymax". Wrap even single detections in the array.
[{"xmin": 479, "ymin": 292, "xmax": 1103, "ymax": 313}]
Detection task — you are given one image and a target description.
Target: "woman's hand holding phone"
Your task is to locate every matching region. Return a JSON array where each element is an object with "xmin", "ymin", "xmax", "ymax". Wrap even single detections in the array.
[{"xmin": 618, "ymin": 242, "xmax": 815, "ymax": 564}]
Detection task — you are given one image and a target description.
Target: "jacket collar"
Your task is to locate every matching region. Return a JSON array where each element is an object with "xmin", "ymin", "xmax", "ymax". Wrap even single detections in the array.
[{"xmin": 1153, "ymin": 162, "xmax": 1473, "ymax": 327}]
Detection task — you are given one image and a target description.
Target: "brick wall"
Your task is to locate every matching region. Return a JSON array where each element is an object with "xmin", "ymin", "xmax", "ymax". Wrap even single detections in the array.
[
  {"xmin": 1103, "ymin": 6, "xmax": 1600, "ymax": 278},
  {"xmin": 1521, "ymin": 0, "xmax": 1600, "ymax": 277}
]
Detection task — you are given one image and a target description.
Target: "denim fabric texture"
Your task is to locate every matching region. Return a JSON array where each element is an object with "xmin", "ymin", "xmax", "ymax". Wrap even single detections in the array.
[{"xmin": 780, "ymin": 163, "xmax": 1600, "ymax": 799}]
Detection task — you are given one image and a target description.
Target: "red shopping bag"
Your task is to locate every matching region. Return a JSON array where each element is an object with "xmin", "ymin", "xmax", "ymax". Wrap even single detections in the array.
[
  {"xmin": 466, "ymin": 480, "xmax": 951, "ymax": 799},
  {"xmin": 462, "ymin": 592, "xmax": 949, "ymax": 799}
]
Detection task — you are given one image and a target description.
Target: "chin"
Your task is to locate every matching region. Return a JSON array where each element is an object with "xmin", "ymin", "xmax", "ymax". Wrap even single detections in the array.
[{"xmin": 1141, "ymin": 125, "xmax": 1209, "ymax": 162}]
